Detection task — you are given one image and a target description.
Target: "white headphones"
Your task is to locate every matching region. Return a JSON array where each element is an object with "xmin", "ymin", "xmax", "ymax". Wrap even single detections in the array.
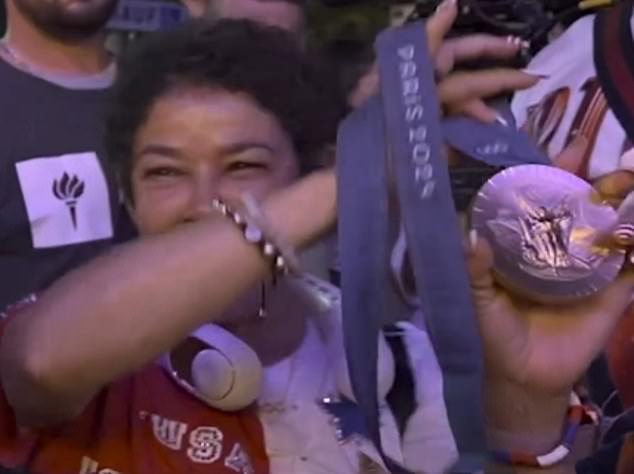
[
  {"xmin": 160, "ymin": 324, "xmax": 263, "ymax": 412},
  {"xmin": 161, "ymin": 281, "xmax": 398, "ymax": 411}
]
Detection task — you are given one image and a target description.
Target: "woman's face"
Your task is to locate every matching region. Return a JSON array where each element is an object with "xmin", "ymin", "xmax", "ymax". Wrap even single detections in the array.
[{"xmin": 130, "ymin": 87, "xmax": 300, "ymax": 235}]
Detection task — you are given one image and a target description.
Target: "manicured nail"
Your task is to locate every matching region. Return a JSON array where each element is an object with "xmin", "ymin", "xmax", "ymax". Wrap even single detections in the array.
[
  {"xmin": 436, "ymin": 0, "xmax": 457, "ymax": 12},
  {"xmin": 495, "ymin": 114, "xmax": 509, "ymax": 127},
  {"xmin": 522, "ymin": 68, "xmax": 550, "ymax": 79},
  {"xmin": 568, "ymin": 129, "xmax": 587, "ymax": 143},
  {"xmin": 572, "ymin": 134, "xmax": 588, "ymax": 146},
  {"xmin": 621, "ymin": 148, "xmax": 634, "ymax": 172},
  {"xmin": 613, "ymin": 224, "xmax": 634, "ymax": 245},
  {"xmin": 506, "ymin": 35, "xmax": 522, "ymax": 46}
]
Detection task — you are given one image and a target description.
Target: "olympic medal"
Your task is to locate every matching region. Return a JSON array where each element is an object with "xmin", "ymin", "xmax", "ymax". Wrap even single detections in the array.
[{"xmin": 470, "ymin": 164, "xmax": 625, "ymax": 303}]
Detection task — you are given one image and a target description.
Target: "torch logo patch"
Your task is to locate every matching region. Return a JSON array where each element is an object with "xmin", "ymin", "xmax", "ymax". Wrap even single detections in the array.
[
  {"xmin": 52, "ymin": 172, "xmax": 85, "ymax": 229},
  {"xmin": 15, "ymin": 152, "xmax": 113, "ymax": 248}
]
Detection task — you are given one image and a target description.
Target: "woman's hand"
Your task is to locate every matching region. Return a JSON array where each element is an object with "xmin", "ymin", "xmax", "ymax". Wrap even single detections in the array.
[
  {"xmin": 470, "ymin": 137, "xmax": 634, "ymax": 395},
  {"xmin": 426, "ymin": 0, "xmax": 538, "ymax": 122},
  {"xmin": 469, "ymin": 137, "xmax": 634, "ymax": 459},
  {"xmin": 349, "ymin": 0, "xmax": 538, "ymax": 117},
  {"xmin": 467, "ymin": 226, "xmax": 634, "ymax": 460},
  {"xmin": 468, "ymin": 234, "xmax": 634, "ymax": 396}
]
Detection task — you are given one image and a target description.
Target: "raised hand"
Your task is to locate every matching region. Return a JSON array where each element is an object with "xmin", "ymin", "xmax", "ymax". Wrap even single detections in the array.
[{"xmin": 426, "ymin": 0, "xmax": 538, "ymax": 122}]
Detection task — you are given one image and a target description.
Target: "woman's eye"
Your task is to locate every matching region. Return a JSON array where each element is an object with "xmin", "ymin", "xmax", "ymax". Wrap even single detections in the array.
[
  {"xmin": 227, "ymin": 162, "xmax": 266, "ymax": 173},
  {"xmin": 143, "ymin": 167, "xmax": 183, "ymax": 178}
]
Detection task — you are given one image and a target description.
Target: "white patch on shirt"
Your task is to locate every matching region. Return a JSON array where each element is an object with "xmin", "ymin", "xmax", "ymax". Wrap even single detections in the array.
[{"xmin": 15, "ymin": 152, "xmax": 113, "ymax": 248}]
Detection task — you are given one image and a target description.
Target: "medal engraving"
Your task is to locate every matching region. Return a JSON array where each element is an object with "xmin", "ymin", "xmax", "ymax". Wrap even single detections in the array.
[
  {"xmin": 471, "ymin": 165, "xmax": 625, "ymax": 303},
  {"xmin": 489, "ymin": 189, "xmax": 603, "ymax": 281}
]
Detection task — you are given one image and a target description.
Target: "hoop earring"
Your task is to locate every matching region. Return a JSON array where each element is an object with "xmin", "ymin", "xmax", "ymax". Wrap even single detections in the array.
[{"xmin": 257, "ymin": 283, "xmax": 267, "ymax": 320}]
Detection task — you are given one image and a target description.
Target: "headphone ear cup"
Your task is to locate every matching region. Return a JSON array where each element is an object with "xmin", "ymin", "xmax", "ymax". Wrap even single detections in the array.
[
  {"xmin": 191, "ymin": 340, "xmax": 263, "ymax": 411},
  {"xmin": 167, "ymin": 324, "xmax": 263, "ymax": 412},
  {"xmin": 336, "ymin": 333, "xmax": 396, "ymax": 402}
]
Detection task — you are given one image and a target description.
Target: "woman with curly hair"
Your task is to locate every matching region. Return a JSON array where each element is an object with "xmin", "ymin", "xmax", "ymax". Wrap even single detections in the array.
[{"xmin": 0, "ymin": 4, "xmax": 569, "ymax": 473}]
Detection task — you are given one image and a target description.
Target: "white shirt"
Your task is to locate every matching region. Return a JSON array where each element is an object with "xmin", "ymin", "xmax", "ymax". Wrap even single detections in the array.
[
  {"xmin": 512, "ymin": 14, "xmax": 634, "ymax": 179},
  {"xmin": 257, "ymin": 275, "xmax": 458, "ymax": 474}
]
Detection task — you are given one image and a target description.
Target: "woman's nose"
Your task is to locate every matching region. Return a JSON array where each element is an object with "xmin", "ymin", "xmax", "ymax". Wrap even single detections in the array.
[{"xmin": 185, "ymin": 173, "xmax": 220, "ymax": 221}]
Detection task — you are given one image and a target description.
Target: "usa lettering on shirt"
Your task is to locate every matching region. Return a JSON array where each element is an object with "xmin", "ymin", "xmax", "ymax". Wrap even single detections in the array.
[
  {"xmin": 134, "ymin": 411, "xmax": 255, "ymax": 473},
  {"xmin": 78, "ymin": 413, "xmax": 255, "ymax": 474},
  {"xmin": 79, "ymin": 456, "xmax": 122, "ymax": 474}
]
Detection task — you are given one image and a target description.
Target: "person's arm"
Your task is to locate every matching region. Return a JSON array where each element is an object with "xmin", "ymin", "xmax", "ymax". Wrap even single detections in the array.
[
  {"xmin": 484, "ymin": 380, "xmax": 589, "ymax": 474},
  {"xmin": 0, "ymin": 170, "xmax": 335, "ymax": 427}
]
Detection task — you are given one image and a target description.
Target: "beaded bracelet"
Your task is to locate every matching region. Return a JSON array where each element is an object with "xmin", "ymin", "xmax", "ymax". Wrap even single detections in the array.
[
  {"xmin": 490, "ymin": 392, "xmax": 599, "ymax": 468},
  {"xmin": 211, "ymin": 197, "xmax": 299, "ymax": 278}
]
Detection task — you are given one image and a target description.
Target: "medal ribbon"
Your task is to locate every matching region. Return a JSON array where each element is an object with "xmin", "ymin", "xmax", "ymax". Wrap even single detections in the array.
[{"xmin": 337, "ymin": 21, "xmax": 487, "ymax": 473}]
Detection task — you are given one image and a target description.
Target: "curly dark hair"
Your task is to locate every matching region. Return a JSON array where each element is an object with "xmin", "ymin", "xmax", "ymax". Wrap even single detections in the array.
[{"xmin": 106, "ymin": 19, "xmax": 346, "ymax": 200}]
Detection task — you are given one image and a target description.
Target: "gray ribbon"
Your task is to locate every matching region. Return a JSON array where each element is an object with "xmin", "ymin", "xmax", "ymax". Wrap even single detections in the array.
[
  {"xmin": 338, "ymin": 95, "xmax": 409, "ymax": 472},
  {"xmin": 443, "ymin": 102, "xmax": 550, "ymax": 168},
  {"xmin": 337, "ymin": 21, "xmax": 490, "ymax": 474},
  {"xmin": 376, "ymin": 22, "xmax": 487, "ymax": 472}
]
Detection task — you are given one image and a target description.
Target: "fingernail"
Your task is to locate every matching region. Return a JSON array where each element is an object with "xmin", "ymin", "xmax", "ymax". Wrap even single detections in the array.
[
  {"xmin": 620, "ymin": 148, "xmax": 634, "ymax": 172},
  {"xmin": 614, "ymin": 224, "xmax": 634, "ymax": 245},
  {"xmin": 436, "ymin": 0, "xmax": 457, "ymax": 12},
  {"xmin": 469, "ymin": 229, "xmax": 478, "ymax": 252},
  {"xmin": 506, "ymin": 35, "xmax": 523, "ymax": 47},
  {"xmin": 522, "ymin": 68, "xmax": 550, "ymax": 79},
  {"xmin": 572, "ymin": 134, "xmax": 588, "ymax": 146},
  {"xmin": 495, "ymin": 114, "xmax": 509, "ymax": 127}
]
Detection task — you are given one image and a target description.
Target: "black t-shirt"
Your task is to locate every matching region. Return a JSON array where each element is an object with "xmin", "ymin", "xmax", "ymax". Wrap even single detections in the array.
[{"xmin": 0, "ymin": 59, "xmax": 133, "ymax": 310}]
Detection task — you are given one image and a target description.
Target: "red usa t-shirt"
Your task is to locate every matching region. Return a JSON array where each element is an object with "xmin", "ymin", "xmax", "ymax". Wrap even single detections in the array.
[{"xmin": 0, "ymin": 308, "xmax": 268, "ymax": 474}]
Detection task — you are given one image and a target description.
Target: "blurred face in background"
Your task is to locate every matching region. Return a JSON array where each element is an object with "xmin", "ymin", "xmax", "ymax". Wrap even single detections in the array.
[
  {"xmin": 9, "ymin": 0, "xmax": 119, "ymax": 39},
  {"xmin": 183, "ymin": 0, "xmax": 305, "ymax": 37}
]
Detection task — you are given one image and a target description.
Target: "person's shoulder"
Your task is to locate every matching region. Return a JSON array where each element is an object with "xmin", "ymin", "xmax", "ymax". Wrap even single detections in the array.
[{"xmin": 0, "ymin": 56, "xmax": 33, "ymax": 88}]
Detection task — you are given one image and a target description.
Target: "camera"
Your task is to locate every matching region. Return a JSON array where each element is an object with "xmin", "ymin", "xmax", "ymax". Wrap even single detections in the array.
[
  {"xmin": 317, "ymin": 0, "xmax": 617, "ymax": 211},
  {"xmin": 317, "ymin": 0, "xmax": 612, "ymax": 54}
]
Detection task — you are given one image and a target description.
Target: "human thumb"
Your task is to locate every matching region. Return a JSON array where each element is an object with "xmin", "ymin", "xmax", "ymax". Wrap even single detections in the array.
[
  {"xmin": 426, "ymin": 0, "xmax": 458, "ymax": 55},
  {"xmin": 466, "ymin": 229, "xmax": 497, "ymax": 304}
]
